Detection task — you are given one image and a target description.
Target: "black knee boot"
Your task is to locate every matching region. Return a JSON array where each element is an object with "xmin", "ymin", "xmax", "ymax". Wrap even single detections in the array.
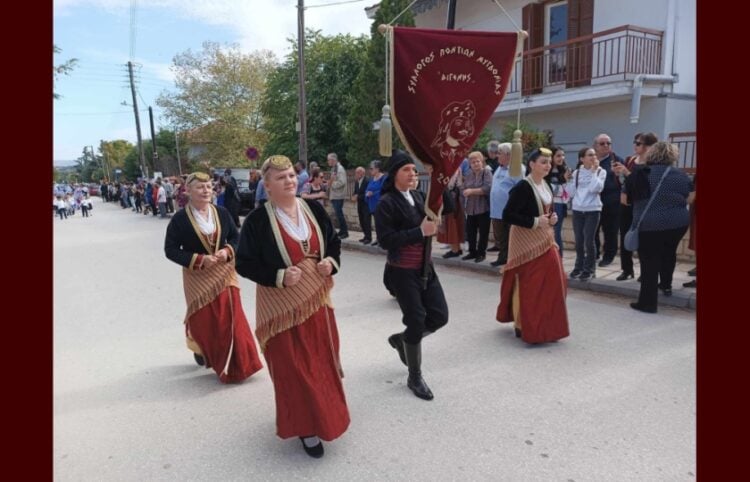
[
  {"xmin": 403, "ymin": 341, "xmax": 434, "ymax": 400},
  {"xmin": 389, "ymin": 330, "xmax": 432, "ymax": 367},
  {"xmin": 388, "ymin": 332, "xmax": 407, "ymax": 366}
]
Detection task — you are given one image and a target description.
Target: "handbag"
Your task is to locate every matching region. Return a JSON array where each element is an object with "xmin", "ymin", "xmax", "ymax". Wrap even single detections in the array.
[
  {"xmin": 441, "ymin": 187, "xmax": 456, "ymax": 215},
  {"xmin": 624, "ymin": 167, "xmax": 671, "ymax": 251}
]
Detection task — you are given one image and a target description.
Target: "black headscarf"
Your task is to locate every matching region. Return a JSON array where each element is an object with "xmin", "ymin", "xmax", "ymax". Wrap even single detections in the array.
[{"xmin": 381, "ymin": 149, "xmax": 415, "ymax": 194}]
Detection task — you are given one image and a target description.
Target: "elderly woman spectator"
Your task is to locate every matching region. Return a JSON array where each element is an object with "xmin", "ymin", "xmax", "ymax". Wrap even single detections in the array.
[
  {"xmin": 624, "ymin": 142, "xmax": 693, "ymax": 313},
  {"xmin": 460, "ymin": 151, "xmax": 492, "ymax": 263},
  {"xmin": 439, "ymin": 168, "xmax": 465, "ymax": 258}
]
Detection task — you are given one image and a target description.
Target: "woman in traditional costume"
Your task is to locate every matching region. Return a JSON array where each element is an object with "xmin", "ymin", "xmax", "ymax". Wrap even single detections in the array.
[
  {"xmin": 496, "ymin": 148, "xmax": 570, "ymax": 343},
  {"xmin": 164, "ymin": 172, "xmax": 263, "ymax": 383},
  {"xmin": 235, "ymin": 155, "xmax": 349, "ymax": 459}
]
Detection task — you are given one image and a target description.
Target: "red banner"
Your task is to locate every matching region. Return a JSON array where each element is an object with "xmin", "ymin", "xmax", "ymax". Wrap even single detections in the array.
[{"xmin": 390, "ymin": 26, "xmax": 519, "ymax": 217}]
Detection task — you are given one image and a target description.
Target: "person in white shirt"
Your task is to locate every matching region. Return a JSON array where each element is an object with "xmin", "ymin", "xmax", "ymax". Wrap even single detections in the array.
[{"xmin": 567, "ymin": 147, "xmax": 606, "ymax": 281}]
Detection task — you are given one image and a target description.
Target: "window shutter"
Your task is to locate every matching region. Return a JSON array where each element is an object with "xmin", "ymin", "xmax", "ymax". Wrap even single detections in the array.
[
  {"xmin": 522, "ymin": 2, "xmax": 544, "ymax": 95},
  {"xmin": 567, "ymin": 0, "xmax": 594, "ymax": 87}
]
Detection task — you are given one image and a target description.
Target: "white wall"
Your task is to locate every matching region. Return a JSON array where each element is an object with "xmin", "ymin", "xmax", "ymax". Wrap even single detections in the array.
[
  {"xmin": 593, "ymin": 0, "xmax": 668, "ymax": 32},
  {"xmin": 663, "ymin": 97, "xmax": 696, "ymax": 135},
  {"xmin": 672, "ymin": 0, "xmax": 696, "ymax": 95},
  {"xmin": 415, "ymin": 0, "xmax": 525, "ymax": 32}
]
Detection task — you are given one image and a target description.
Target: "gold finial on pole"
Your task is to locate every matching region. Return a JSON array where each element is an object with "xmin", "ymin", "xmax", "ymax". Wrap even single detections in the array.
[{"xmin": 510, "ymin": 129, "xmax": 523, "ymax": 177}]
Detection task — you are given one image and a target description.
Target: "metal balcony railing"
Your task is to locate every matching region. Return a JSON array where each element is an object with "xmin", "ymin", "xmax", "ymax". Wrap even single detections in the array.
[
  {"xmin": 668, "ymin": 132, "xmax": 696, "ymax": 174},
  {"xmin": 507, "ymin": 25, "xmax": 664, "ymax": 96}
]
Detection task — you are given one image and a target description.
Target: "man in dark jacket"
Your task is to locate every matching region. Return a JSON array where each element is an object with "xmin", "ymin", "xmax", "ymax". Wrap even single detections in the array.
[{"xmin": 223, "ymin": 168, "xmax": 241, "ymax": 228}]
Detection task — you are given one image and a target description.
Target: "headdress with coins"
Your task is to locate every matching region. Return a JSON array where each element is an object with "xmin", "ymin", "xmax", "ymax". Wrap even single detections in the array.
[
  {"xmin": 261, "ymin": 155, "xmax": 293, "ymax": 176},
  {"xmin": 186, "ymin": 172, "xmax": 211, "ymax": 185}
]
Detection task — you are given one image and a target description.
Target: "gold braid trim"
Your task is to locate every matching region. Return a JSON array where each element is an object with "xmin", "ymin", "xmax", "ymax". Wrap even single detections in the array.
[
  {"xmin": 505, "ymin": 179, "xmax": 557, "ymax": 271},
  {"xmin": 255, "ymin": 258, "xmax": 333, "ymax": 352},
  {"xmin": 182, "ymin": 260, "xmax": 241, "ymax": 322}
]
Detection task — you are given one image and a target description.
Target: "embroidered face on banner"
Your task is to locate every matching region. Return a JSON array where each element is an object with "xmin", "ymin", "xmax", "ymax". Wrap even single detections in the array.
[{"xmin": 390, "ymin": 27, "xmax": 519, "ymax": 217}]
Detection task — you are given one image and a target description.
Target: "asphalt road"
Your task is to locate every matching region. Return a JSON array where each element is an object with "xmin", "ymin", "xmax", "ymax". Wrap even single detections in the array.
[{"xmin": 54, "ymin": 199, "xmax": 695, "ymax": 481}]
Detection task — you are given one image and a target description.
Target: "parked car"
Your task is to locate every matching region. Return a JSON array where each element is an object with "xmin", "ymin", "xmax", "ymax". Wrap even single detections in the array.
[
  {"xmin": 237, "ymin": 179, "xmax": 255, "ymax": 216},
  {"xmin": 87, "ymin": 183, "xmax": 100, "ymax": 196}
]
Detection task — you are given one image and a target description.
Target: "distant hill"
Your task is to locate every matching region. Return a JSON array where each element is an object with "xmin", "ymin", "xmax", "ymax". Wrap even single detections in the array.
[{"xmin": 53, "ymin": 160, "xmax": 77, "ymax": 167}]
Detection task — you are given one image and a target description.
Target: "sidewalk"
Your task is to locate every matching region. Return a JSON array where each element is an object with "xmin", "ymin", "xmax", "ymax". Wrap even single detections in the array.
[{"xmin": 340, "ymin": 230, "xmax": 696, "ymax": 311}]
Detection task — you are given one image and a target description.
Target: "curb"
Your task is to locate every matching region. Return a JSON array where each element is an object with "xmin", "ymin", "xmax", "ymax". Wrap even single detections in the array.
[{"xmin": 340, "ymin": 238, "xmax": 695, "ymax": 311}]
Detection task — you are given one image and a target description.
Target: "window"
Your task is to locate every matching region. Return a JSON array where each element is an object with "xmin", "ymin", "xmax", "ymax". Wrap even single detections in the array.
[{"xmin": 545, "ymin": 1, "xmax": 568, "ymax": 85}]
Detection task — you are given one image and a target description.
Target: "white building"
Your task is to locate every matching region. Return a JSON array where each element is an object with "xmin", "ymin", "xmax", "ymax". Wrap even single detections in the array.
[{"xmin": 368, "ymin": 0, "xmax": 696, "ymax": 171}]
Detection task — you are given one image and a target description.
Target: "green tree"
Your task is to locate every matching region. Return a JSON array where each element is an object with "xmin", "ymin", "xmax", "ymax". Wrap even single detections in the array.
[
  {"xmin": 344, "ymin": 0, "xmax": 415, "ymax": 166},
  {"xmin": 472, "ymin": 127, "xmax": 496, "ymax": 152},
  {"xmin": 262, "ymin": 31, "xmax": 367, "ymax": 166},
  {"xmin": 123, "ymin": 148, "xmax": 142, "ymax": 181},
  {"xmin": 99, "ymin": 139, "xmax": 134, "ymax": 180},
  {"xmin": 501, "ymin": 121, "xmax": 554, "ymax": 154},
  {"xmin": 74, "ymin": 146, "xmax": 99, "ymax": 182},
  {"xmin": 157, "ymin": 42, "xmax": 277, "ymax": 168},
  {"xmin": 54, "ymin": 44, "xmax": 78, "ymax": 100}
]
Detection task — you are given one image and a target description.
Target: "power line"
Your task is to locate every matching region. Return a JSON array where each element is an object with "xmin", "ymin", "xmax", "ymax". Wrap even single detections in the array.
[
  {"xmin": 55, "ymin": 110, "xmax": 149, "ymax": 116},
  {"xmin": 306, "ymin": 0, "xmax": 367, "ymax": 8}
]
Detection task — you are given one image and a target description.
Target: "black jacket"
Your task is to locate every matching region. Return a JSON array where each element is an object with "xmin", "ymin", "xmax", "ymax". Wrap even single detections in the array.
[
  {"xmin": 375, "ymin": 189, "xmax": 428, "ymax": 265},
  {"xmin": 353, "ymin": 176, "xmax": 370, "ymax": 203},
  {"xmin": 235, "ymin": 199, "xmax": 341, "ymax": 287},
  {"xmin": 503, "ymin": 180, "xmax": 543, "ymax": 229},
  {"xmin": 164, "ymin": 205, "xmax": 237, "ymax": 268}
]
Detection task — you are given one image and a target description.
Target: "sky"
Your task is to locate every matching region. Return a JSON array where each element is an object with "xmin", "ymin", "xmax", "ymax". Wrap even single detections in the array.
[{"xmin": 53, "ymin": 0, "xmax": 374, "ymax": 165}]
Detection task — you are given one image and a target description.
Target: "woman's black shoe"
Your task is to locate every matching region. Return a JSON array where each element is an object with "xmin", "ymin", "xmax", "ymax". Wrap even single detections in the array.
[
  {"xmin": 660, "ymin": 287, "xmax": 672, "ymax": 297},
  {"xmin": 299, "ymin": 437, "xmax": 324, "ymax": 458},
  {"xmin": 514, "ymin": 328, "xmax": 522, "ymax": 338},
  {"xmin": 474, "ymin": 254, "xmax": 486, "ymax": 263},
  {"xmin": 616, "ymin": 271, "xmax": 634, "ymax": 281},
  {"xmin": 683, "ymin": 279, "xmax": 696, "ymax": 288},
  {"xmin": 193, "ymin": 353, "xmax": 205, "ymax": 366},
  {"xmin": 442, "ymin": 250, "xmax": 462, "ymax": 259},
  {"xmin": 461, "ymin": 252, "xmax": 477, "ymax": 260},
  {"xmin": 630, "ymin": 302, "xmax": 657, "ymax": 314}
]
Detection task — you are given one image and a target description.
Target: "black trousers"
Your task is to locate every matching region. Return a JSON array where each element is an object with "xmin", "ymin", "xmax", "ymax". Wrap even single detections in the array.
[
  {"xmin": 466, "ymin": 211, "xmax": 491, "ymax": 256},
  {"xmin": 384, "ymin": 264, "xmax": 449, "ymax": 344},
  {"xmin": 595, "ymin": 199, "xmax": 620, "ymax": 260},
  {"xmin": 357, "ymin": 200, "xmax": 372, "ymax": 239},
  {"xmin": 636, "ymin": 226, "xmax": 688, "ymax": 311},
  {"xmin": 81, "ymin": 205, "xmax": 89, "ymax": 217},
  {"xmin": 619, "ymin": 204, "xmax": 634, "ymax": 273}
]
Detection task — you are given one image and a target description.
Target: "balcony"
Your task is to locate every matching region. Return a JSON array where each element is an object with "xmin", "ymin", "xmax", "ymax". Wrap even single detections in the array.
[
  {"xmin": 506, "ymin": 25, "xmax": 664, "ymax": 98},
  {"xmin": 668, "ymin": 132, "xmax": 696, "ymax": 174}
]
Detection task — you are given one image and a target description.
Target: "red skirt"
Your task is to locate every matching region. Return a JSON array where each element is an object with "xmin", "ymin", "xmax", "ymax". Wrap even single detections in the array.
[
  {"xmin": 186, "ymin": 286, "xmax": 263, "ymax": 383},
  {"xmin": 496, "ymin": 249, "xmax": 569, "ymax": 343},
  {"xmin": 264, "ymin": 306, "xmax": 350, "ymax": 441},
  {"xmin": 437, "ymin": 200, "xmax": 465, "ymax": 245}
]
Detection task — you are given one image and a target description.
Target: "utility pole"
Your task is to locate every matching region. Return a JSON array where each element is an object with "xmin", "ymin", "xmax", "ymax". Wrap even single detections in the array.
[
  {"xmin": 148, "ymin": 106, "xmax": 159, "ymax": 175},
  {"xmin": 174, "ymin": 128, "xmax": 183, "ymax": 177},
  {"xmin": 296, "ymin": 0, "xmax": 308, "ymax": 164},
  {"xmin": 446, "ymin": 0, "xmax": 457, "ymax": 29},
  {"xmin": 103, "ymin": 150, "xmax": 111, "ymax": 181},
  {"xmin": 128, "ymin": 61, "xmax": 148, "ymax": 179}
]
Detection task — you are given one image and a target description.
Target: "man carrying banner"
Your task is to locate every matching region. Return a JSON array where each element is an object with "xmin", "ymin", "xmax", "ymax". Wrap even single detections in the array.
[{"xmin": 375, "ymin": 150, "xmax": 448, "ymax": 401}]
